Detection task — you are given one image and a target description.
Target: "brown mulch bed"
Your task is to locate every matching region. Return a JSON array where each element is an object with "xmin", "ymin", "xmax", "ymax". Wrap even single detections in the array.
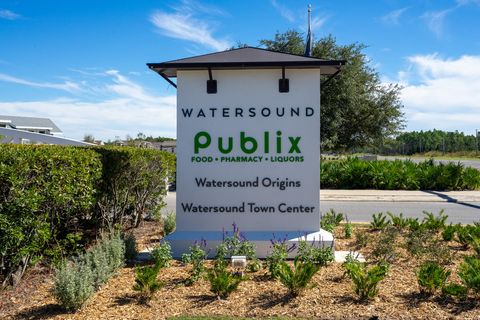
[{"xmin": 1, "ymin": 222, "xmax": 480, "ymax": 320}]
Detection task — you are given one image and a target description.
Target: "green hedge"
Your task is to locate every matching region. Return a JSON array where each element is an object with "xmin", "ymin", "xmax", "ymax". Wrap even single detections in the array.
[
  {"xmin": 320, "ymin": 157, "xmax": 480, "ymax": 190},
  {"xmin": 0, "ymin": 145, "xmax": 175, "ymax": 287},
  {"xmin": 94, "ymin": 147, "xmax": 175, "ymax": 229},
  {"xmin": 0, "ymin": 145, "xmax": 101, "ymax": 287}
]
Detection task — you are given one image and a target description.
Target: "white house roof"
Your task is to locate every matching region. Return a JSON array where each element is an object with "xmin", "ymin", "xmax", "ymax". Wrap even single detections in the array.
[{"xmin": 0, "ymin": 115, "xmax": 62, "ymax": 133}]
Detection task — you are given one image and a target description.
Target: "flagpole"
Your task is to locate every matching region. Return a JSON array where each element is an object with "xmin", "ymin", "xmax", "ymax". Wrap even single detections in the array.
[
  {"xmin": 308, "ymin": 4, "xmax": 311, "ymax": 33},
  {"xmin": 304, "ymin": 4, "xmax": 312, "ymax": 57}
]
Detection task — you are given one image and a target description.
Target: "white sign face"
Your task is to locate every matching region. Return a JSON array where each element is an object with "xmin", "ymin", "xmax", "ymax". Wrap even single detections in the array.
[{"xmin": 176, "ymin": 69, "xmax": 320, "ymax": 233}]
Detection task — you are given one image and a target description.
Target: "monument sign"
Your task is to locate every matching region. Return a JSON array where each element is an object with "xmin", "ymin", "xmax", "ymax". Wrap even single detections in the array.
[{"xmin": 148, "ymin": 47, "xmax": 344, "ymax": 257}]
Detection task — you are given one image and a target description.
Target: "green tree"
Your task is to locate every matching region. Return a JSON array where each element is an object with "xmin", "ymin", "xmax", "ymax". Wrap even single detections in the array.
[
  {"xmin": 83, "ymin": 134, "xmax": 95, "ymax": 143},
  {"xmin": 260, "ymin": 31, "xmax": 404, "ymax": 151}
]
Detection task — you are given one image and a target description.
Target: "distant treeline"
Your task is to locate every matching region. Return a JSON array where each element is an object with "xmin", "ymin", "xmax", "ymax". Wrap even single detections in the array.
[{"xmin": 361, "ymin": 130, "xmax": 479, "ymax": 155}]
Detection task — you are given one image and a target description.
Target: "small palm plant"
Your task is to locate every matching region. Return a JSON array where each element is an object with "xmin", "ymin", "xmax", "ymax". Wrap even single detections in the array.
[
  {"xmin": 133, "ymin": 263, "xmax": 163, "ymax": 304},
  {"xmin": 207, "ymin": 266, "xmax": 244, "ymax": 300},
  {"xmin": 416, "ymin": 261, "xmax": 451, "ymax": 295},
  {"xmin": 276, "ymin": 258, "xmax": 320, "ymax": 297},
  {"xmin": 344, "ymin": 260, "xmax": 389, "ymax": 301},
  {"xmin": 370, "ymin": 212, "xmax": 390, "ymax": 231}
]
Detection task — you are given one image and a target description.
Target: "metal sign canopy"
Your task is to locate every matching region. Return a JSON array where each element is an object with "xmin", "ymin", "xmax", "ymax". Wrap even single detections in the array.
[{"xmin": 147, "ymin": 46, "xmax": 345, "ymax": 89}]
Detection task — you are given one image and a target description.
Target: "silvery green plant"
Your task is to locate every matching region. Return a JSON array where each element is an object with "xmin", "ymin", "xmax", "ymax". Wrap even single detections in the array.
[
  {"xmin": 53, "ymin": 232, "xmax": 126, "ymax": 310},
  {"xmin": 86, "ymin": 232, "xmax": 125, "ymax": 289},
  {"xmin": 53, "ymin": 260, "xmax": 94, "ymax": 311},
  {"xmin": 163, "ymin": 212, "xmax": 176, "ymax": 236}
]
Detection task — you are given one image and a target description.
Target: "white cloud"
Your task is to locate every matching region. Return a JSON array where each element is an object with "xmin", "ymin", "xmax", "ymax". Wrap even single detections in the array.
[
  {"xmin": 0, "ymin": 71, "xmax": 177, "ymax": 140},
  {"xmin": 456, "ymin": 0, "xmax": 480, "ymax": 6},
  {"xmin": 150, "ymin": 5, "xmax": 231, "ymax": 51},
  {"xmin": 311, "ymin": 15, "xmax": 327, "ymax": 31},
  {"xmin": 399, "ymin": 54, "xmax": 480, "ymax": 133},
  {"xmin": 421, "ymin": 8, "xmax": 454, "ymax": 38},
  {"xmin": 0, "ymin": 73, "xmax": 81, "ymax": 92},
  {"xmin": 174, "ymin": 0, "xmax": 226, "ymax": 17},
  {"xmin": 381, "ymin": 7, "xmax": 409, "ymax": 25},
  {"xmin": 270, "ymin": 0, "xmax": 295, "ymax": 22},
  {"xmin": 0, "ymin": 9, "xmax": 20, "ymax": 20},
  {"xmin": 421, "ymin": 0, "xmax": 479, "ymax": 38}
]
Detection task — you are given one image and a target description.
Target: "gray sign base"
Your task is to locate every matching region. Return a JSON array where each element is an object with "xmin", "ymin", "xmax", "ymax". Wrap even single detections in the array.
[{"xmin": 165, "ymin": 229, "xmax": 334, "ymax": 259}]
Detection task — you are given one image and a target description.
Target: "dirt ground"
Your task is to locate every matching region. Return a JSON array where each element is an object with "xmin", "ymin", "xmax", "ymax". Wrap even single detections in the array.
[{"xmin": 1, "ymin": 221, "xmax": 480, "ymax": 320}]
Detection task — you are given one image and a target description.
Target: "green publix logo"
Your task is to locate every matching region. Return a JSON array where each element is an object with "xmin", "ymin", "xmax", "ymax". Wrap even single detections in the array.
[{"xmin": 192, "ymin": 131, "xmax": 304, "ymax": 163}]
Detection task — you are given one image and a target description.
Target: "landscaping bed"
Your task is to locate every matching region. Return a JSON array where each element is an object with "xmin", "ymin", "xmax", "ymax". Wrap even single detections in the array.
[{"xmin": 2, "ymin": 216, "xmax": 480, "ymax": 320}]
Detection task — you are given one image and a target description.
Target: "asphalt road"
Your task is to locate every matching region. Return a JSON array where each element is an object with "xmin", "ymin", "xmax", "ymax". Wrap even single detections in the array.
[
  {"xmin": 320, "ymin": 201, "xmax": 480, "ymax": 224},
  {"xmin": 164, "ymin": 192, "xmax": 480, "ymax": 224}
]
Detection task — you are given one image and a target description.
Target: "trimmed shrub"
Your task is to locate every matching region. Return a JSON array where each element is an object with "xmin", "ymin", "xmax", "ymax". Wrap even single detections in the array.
[
  {"xmin": 0, "ymin": 144, "xmax": 174, "ymax": 287},
  {"xmin": 94, "ymin": 146, "xmax": 176, "ymax": 229},
  {"xmin": 0, "ymin": 145, "xmax": 101, "ymax": 287}
]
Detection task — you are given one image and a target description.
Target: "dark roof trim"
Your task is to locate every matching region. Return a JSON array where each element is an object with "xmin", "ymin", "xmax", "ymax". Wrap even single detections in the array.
[
  {"xmin": 148, "ymin": 59, "xmax": 345, "ymax": 69},
  {"xmin": 153, "ymin": 46, "xmax": 337, "ymax": 63},
  {"xmin": 147, "ymin": 47, "xmax": 345, "ymax": 87}
]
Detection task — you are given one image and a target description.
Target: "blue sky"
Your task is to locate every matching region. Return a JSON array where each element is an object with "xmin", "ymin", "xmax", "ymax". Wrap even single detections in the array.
[{"xmin": 1, "ymin": 0, "xmax": 480, "ymax": 140}]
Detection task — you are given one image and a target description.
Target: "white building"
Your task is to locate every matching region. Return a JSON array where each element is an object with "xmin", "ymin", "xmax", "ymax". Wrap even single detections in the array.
[
  {"xmin": 0, "ymin": 115, "xmax": 63, "ymax": 136},
  {"xmin": 0, "ymin": 115, "xmax": 90, "ymax": 146}
]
